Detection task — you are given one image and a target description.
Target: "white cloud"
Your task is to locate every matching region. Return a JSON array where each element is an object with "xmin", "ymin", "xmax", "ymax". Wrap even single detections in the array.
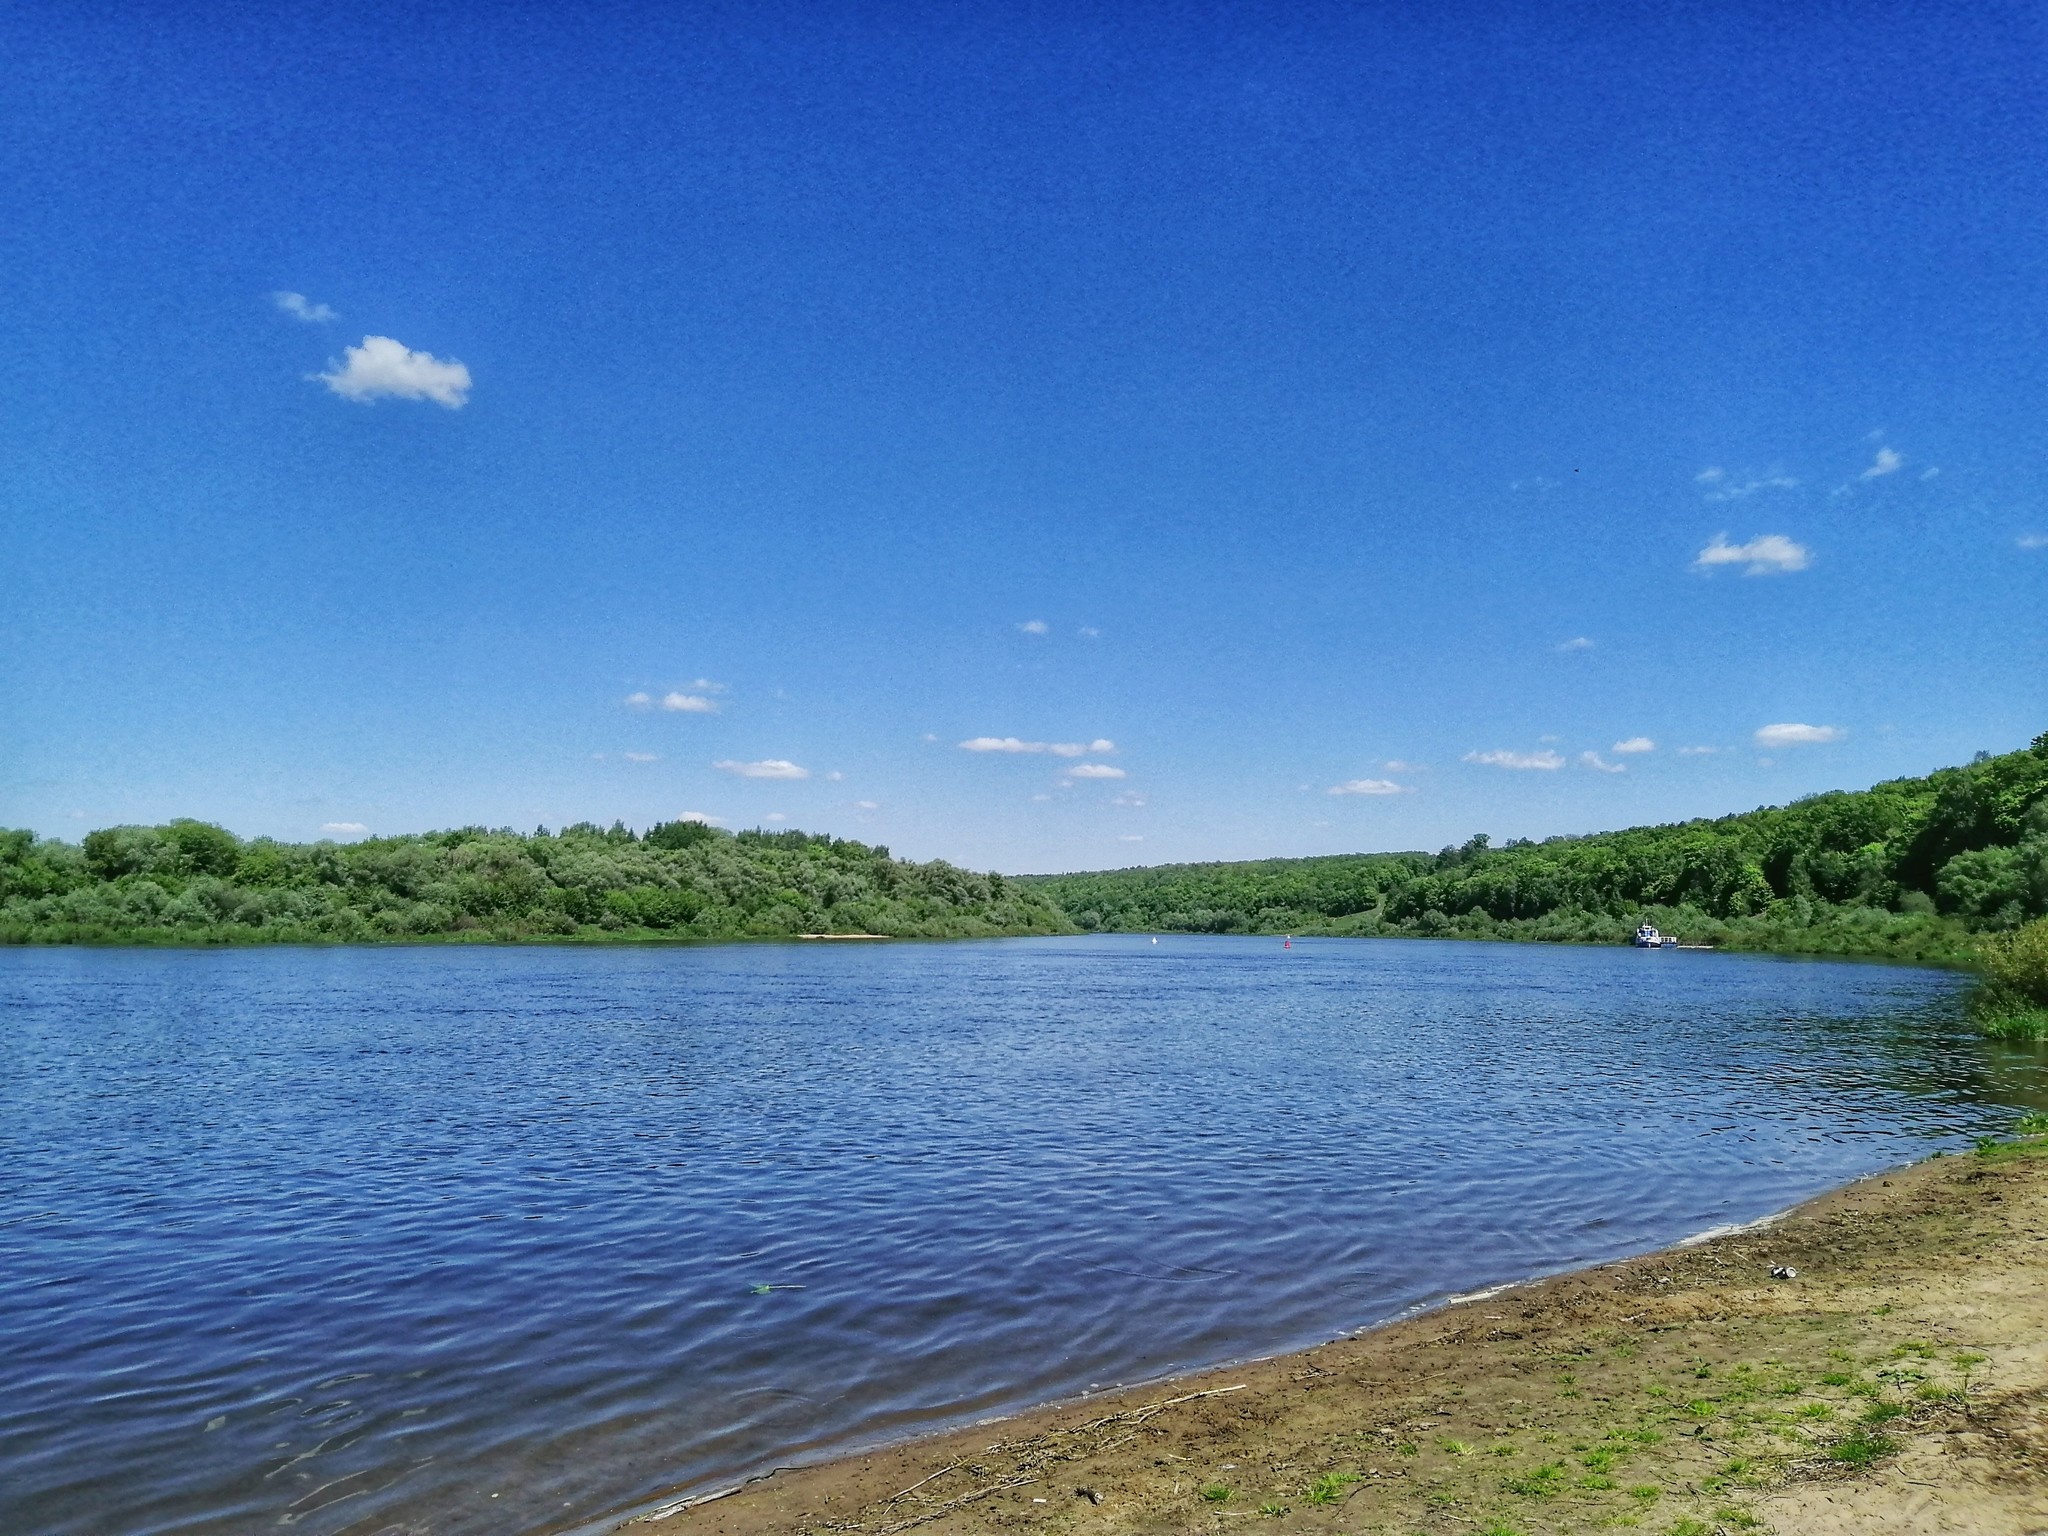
[
  {"xmin": 1694, "ymin": 533, "xmax": 1811, "ymax": 575},
  {"xmin": 273, "ymin": 290, "xmax": 337, "ymax": 322},
  {"xmin": 1695, "ymin": 466, "xmax": 1725, "ymax": 484},
  {"xmin": 1066, "ymin": 763, "xmax": 1127, "ymax": 779},
  {"xmin": 1556, "ymin": 636, "xmax": 1594, "ymax": 652},
  {"xmin": 674, "ymin": 811, "xmax": 722, "ymax": 825},
  {"xmin": 320, "ymin": 821, "xmax": 368, "ymax": 834},
  {"xmin": 623, "ymin": 692, "xmax": 651, "ymax": 708},
  {"xmin": 1754, "ymin": 722, "xmax": 1844, "ymax": 747},
  {"xmin": 1677, "ymin": 745, "xmax": 1719, "ymax": 756},
  {"xmin": 1704, "ymin": 475, "xmax": 1799, "ymax": 503},
  {"xmin": 2019, "ymin": 534, "xmax": 2048, "ymax": 550},
  {"xmin": 825, "ymin": 770, "xmax": 845, "ymax": 781},
  {"xmin": 1612, "ymin": 737, "xmax": 1655, "ymax": 754},
  {"xmin": 1112, "ymin": 791, "xmax": 1147, "ymax": 807},
  {"xmin": 1860, "ymin": 446, "xmax": 1903, "ymax": 480},
  {"xmin": 623, "ymin": 752, "xmax": 658, "ymax": 763},
  {"xmin": 689, "ymin": 678, "xmax": 728, "ymax": 692},
  {"xmin": 317, "ymin": 335, "xmax": 472, "ymax": 408},
  {"xmin": 1327, "ymin": 778, "xmax": 1409, "ymax": 796},
  {"xmin": 1579, "ymin": 751, "xmax": 1626, "ymax": 774},
  {"xmin": 713, "ymin": 758, "xmax": 810, "ymax": 779},
  {"xmin": 1030, "ymin": 793, "xmax": 1052, "ymax": 802},
  {"xmin": 855, "ymin": 800, "xmax": 879, "ymax": 810},
  {"xmin": 1079, "ymin": 626, "xmax": 1101, "ymax": 639},
  {"xmin": 764, "ymin": 813, "xmax": 787, "ymax": 823},
  {"xmin": 1017, "ymin": 619, "xmax": 1049, "ymax": 635},
  {"xmin": 960, "ymin": 736, "xmax": 1114, "ymax": 755},
  {"xmin": 1383, "ymin": 759, "xmax": 1425, "ymax": 772},
  {"xmin": 1464, "ymin": 749, "xmax": 1565, "ymax": 771},
  {"xmin": 660, "ymin": 692, "xmax": 718, "ymax": 713},
  {"xmin": 1919, "ymin": 467, "xmax": 1940, "ymax": 481}
]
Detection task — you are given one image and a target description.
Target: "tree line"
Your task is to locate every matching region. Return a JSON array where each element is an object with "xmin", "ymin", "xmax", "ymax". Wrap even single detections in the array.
[
  {"xmin": 1025, "ymin": 732, "xmax": 2048, "ymax": 966},
  {"xmin": 3, "ymin": 732, "xmax": 2044, "ymax": 962},
  {"xmin": 0, "ymin": 820, "xmax": 1069, "ymax": 943}
]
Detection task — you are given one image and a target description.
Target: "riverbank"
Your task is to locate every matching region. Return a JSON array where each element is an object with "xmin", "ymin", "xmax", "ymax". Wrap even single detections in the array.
[{"xmin": 629, "ymin": 1135, "xmax": 2048, "ymax": 1536}]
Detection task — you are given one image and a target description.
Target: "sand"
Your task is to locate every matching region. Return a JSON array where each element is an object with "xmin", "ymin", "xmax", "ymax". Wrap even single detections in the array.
[{"xmin": 622, "ymin": 1137, "xmax": 2048, "ymax": 1536}]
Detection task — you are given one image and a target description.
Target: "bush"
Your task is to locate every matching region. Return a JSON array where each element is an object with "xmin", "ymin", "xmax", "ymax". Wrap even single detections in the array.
[{"xmin": 1972, "ymin": 917, "xmax": 2048, "ymax": 1039}]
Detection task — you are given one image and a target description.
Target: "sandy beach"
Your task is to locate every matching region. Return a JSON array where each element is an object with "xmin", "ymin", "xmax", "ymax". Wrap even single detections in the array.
[{"xmin": 627, "ymin": 1135, "xmax": 2048, "ymax": 1536}]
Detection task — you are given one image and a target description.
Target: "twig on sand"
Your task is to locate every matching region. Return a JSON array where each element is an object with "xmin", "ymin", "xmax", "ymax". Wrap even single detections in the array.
[
  {"xmin": 634, "ymin": 1468, "xmax": 801, "ymax": 1522},
  {"xmin": 822, "ymin": 1386, "xmax": 1248, "ymax": 1533}
]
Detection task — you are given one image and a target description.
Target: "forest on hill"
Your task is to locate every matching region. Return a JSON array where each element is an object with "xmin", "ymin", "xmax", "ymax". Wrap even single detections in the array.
[
  {"xmin": 0, "ymin": 820, "xmax": 1068, "ymax": 943},
  {"xmin": 1026, "ymin": 733, "xmax": 2048, "ymax": 966},
  {"xmin": 3, "ymin": 734, "xmax": 2044, "ymax": 962}
]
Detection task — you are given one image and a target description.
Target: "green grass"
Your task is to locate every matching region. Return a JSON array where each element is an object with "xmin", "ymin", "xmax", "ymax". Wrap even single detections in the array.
[
  {"xmin": 1199, "ymin": 1484, "xmax": 1232, "ymax": 1503},
  {"xmin": 1304, "ymin": 1472, "xmax": 1358, "ymax": 1506},
  {"xmin": 1827, "ymin": 1428, "xmax": 1897, "ymax": 1467},
  {"xmin": 1501, "ymin": 1461, "xmax": 1566, "ymax": 1498}
]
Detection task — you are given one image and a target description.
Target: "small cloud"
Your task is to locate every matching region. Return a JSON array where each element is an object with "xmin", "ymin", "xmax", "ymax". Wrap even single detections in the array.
[
  {"xmin": 1383, "ymin": 759, "xmax": 1425, "ymax": 772},
  {"xmin": 960, "ymin": 736, "xmax": 1114, "ymax": 755},
  {"xmin": 320, "ymin": 821, "xmax": 368, "ymax": 835},
  {"xmin": 675, "ymin": 811, "xmax": 723, "ymax": 825},
  {"xmin": 920, "ymin": 732, "xmax": 939, "ymax": 742},
  {"xmin": 1695, "ymin": 466, "xmax": 1725, "ymax": 484},
  {"xmin": 2019, "ymin": 534, "xmax": 2048, "ymax": 550},
  {"xmin": 623, "ymin": 692, "xmax": 652, "ymax": 708},
  {"xmin": 689, "ymin": 678, "xmax": 728, "ymax": 693},
  {"xmin": 1703, "ymin": 475, "xmax": 1799, "ymax": 503},
  {"xmin": 1327, "ymin": 778, "xmax": 1409, "ymax": 796},
  {"xmin": 589, "ymin": 753, "xmax": 608, "ymax": 760},
  {"xmin": 1860, "ymin": 446, "xmax": 1903, "ymax": 480},
  {"xmin": 317, "ymin": 335, "xmax": 472, "ymax": 408},
  {"xmin": 1754, "ymin": 722, "xmax": 1844, "ymax": 748},
  {"xmin": 1695, "ymin": 533, "xmax": 1810, "ymax": 575},
  {"xmin": 1677, "ymin": 745, "xmax": 1718, "ymax": 756},
  {"xmin": 1030, "ymin": 793, "xmax": 1052, "ymax": 802},
  {"xmin": 1118, "ymin": 834, "xmax": 1144, "ymax": 842},
  {"xmin": 1079, "ymin": 626, "xmax": 1101, "ymax": 639},
  {"xmin": 764, "ymin": 812, "xmax": 787, "ymax": 823},
  {"xmin": 67, "ymin": 809, "xmax": 87, "ymax": 819},
  {"xmin": 1611, "ymin": 737, "xmax": 1655, "ymax": 754},
  {"xmin": 661, "ymin": 692, "xmax": 717, "ymax": 713},
  {"xmin": 1112, "ymin": 791, "xmax": 1147, "ymax": 807},
  {"xmin": 1464, "ymin": 749, "xmax": 1566, "ymax": 771},
  {"xmin": 1017, "ymin": 619, "xmax": 1049, "ymax": 635},
  {"xmin": 1919, "ymin": 467, "xmax": 1940, "ymax": 481},
  {"xmin": 855, "ymin": 800, "xmax": 879, "ymax": 810},
  {"xmin": 713, "ymin": 758, "xmax": 809, "ymax": 779},
  {"xmin": 1067, "ymin": 762, "xmax": 1127, "ymax": 779},
  {"xmin": 825, "ymin": 770, "xmax": 845, "ymax": 781},
  {"xmin": 1579, "ymin": 751, "xmax": 1626, "ymax": 774},
  {"xmin": 272, "ymin": 290, "xmax": 337, "ymax": 322},
  {"xmin": 1556, "ymin": 636, "xmax": 1594, "ymax": 652},
  {"xmin": 623, "ymin": 752, "xmax": 659, "ymax": 763}
]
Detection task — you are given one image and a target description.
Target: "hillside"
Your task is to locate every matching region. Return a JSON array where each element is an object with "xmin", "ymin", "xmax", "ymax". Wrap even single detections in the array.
[
  {"xmin": 0, "ymin": 820, "xmax": 1070, "ymax": 944},
  {"xmin": 1025, "ymin": 732, "xmax": 2048, "ymax": 965}
]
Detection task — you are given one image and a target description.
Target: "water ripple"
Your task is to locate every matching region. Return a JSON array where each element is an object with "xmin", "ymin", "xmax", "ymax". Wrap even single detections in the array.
[{"xmin": 0, "ymin": 936, "xmax": 2039, "ymax": 1536}]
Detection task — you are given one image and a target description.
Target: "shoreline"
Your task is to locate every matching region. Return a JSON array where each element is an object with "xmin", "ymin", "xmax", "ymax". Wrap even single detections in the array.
[{"xmin": 596, "ymin": 1138, "xmax": 2048, "ymax": 1536}]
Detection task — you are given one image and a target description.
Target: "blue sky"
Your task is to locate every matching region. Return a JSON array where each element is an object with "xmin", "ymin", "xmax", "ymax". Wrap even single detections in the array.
[{"xmin": 3, "ymin": 2, "xmax": 2044, "ymax": 872}]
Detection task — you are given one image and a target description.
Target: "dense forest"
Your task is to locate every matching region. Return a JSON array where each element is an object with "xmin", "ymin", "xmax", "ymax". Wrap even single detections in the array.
[
  {"xmin": 3, "ymin": 735, "xmax": 2045, "ymax": 973},
  {"xmin": 0, "ymin": 820, "xmax": 1069, "ymax": 943},
  {"xmin": 1027, "ymin": 732, "xmax": 2048, "ymax": 968}
]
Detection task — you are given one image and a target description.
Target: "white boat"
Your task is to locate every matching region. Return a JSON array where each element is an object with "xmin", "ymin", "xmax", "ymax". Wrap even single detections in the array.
[{"xmin": 1632, "ymin": 923, "xmax": 1675, "ymax": 948}]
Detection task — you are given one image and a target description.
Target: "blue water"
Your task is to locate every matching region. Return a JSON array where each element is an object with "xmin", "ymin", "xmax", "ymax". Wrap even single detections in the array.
[{"xmin": 1, "ymin": 937, "xmax": 2039, "ymax": 1536}]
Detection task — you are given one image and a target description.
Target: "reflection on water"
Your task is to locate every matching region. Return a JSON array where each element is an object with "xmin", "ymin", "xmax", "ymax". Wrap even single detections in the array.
[{"xmin": 0, "ymin": 937, "xmax": 2037, "ymax": 1536}]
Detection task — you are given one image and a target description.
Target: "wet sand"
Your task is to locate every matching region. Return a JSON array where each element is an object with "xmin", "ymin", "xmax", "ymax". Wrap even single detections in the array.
[{"xmin": 622, "ymin": 1136, "xmax": 2048, "ymax": 1536}]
